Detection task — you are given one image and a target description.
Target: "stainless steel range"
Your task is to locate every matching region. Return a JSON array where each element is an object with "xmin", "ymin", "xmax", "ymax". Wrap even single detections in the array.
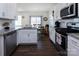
[{"xmin": 55, "ymin": 27, "xmax": 79, "ymax": 56}]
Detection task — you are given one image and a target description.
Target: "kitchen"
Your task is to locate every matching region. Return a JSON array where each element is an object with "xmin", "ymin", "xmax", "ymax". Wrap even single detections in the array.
[{"xmin": 0, "ymin": 3, "xmax": 79, "ymax": 56}]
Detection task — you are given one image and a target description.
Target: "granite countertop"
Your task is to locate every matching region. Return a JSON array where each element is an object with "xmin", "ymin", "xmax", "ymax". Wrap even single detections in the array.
[
  {"xmin": 0, "ymin": 27, "xmax": 37, "ymax": 36},
  {"xmin": 22, "ymin": 27, "xmax": 37, "ymax": 29},
  {"xmin": 0, "ymin": 28, "xmax": 18, "ymax": 36},
  {"xmin": 68, "ymin": 33, "xmax": 79, "ymax": 39}
]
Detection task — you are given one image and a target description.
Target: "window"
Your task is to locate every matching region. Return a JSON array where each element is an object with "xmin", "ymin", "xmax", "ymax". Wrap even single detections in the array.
[
  {"xmin": 30, "ymin": 16, "xmax": 42, "ymax": 28},
  {"xmin": 15, "ymin": 16, "xmax": 22, "ymax": 29}
]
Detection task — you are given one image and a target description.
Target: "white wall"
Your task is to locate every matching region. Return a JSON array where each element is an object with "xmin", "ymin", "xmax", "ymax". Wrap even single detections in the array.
[{"xmin": 17, "ymin": 11, "xmax": 49, "ymax": 27}]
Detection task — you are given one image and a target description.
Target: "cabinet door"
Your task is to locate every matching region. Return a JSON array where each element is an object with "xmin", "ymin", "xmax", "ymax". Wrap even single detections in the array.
[
  {"xmin": 49, "ymin": 27, "xmax": 55, "ymax": 43},
  {"xmin": 68, "ymin": 42, "xmax": 79, "ymax": 56},
  {"xmin": 0, "ymin": 36, "xmax": 4, "ymax": 56},
  {"xmin": 49, "ymin": 27, "xmax": 52, "ymax": 40},
  {"xmin": 68, "ymin": 36, "xmax": 79, "ymax": 56},
  {"xmin": 27, "ymin": 29, "xmax": 37, "ymax": 43},
  {"xmin": 4, "ymin": 34, "xmax": 12, "ymax": 55},
  {"xmin": 4, "ymin": 31, "xmax": 17, "ymax": 56},
  {"xmin": 29, "ymin": 33, "xmax": 37, "ymax": 43},
  {"xmin": 4, "ymin": 3, "xmax": 16, "ymax": 19},
  {"xmin": 7, "ymin": 3, "xmax": 16, "ymax": 19},
  {"xmin": 17, "ymin": 29, "xmax": 37, "ymax": 44},
  {"xmin": 0, "ymin": 3, "xmax": 5, "ymax": 18},
  {"xmin": 17, "ymin": 30, "xmax": 30, "ymax": 44},
  {"xmin": 51, "ymin": 29, "xmax": 55, "ymax": 43}
]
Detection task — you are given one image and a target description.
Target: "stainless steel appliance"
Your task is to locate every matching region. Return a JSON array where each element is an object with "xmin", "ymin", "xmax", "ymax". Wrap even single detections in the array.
[
  {"xmin": 55, "ymin": 27, "xmax": 79, "ymax": 55},
  {"xmin": 4, "ymin": 31, "xmax": 17, "ymax": 56},
  {"xmin": 60, "ymin": 3, "xmax": 78, "ymax": 19},
  {"xmin": 55, "ymin": 32, "xmax": 67, "ymax": 50}
]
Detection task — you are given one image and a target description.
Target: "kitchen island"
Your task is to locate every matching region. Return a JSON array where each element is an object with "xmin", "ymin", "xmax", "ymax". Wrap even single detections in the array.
[{"xmin": 17, "ymin": 27, "xmax": 38, "ymax": 45}]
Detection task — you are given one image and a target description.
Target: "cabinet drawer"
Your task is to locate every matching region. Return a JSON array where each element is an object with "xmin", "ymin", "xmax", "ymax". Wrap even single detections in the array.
[
  {"xmin": 29, "ymin": 30, "xmax": 37, "ymax": 33},
  {"xmin": 68, "ymin": 51, "xmax": 79, "ymax": 56},
  {"xmin": 68, "ymin": 36, "xmax": 79, "ymax": 47},
  {"xmin": 68, "ymin": 45, "xmax": 79, "ymax": 56},
  {"xmin": 69, "ymin": 39, "xmax": 79, "ymax": 47},
  {"xmin": 71, "ymin": 36, "xmax": 79, "ymax": 42},
  {"xmin": 19, "ymin": 30, "xmax": 29, "ymax": 34},
  {"xmin": 20, "ymin": 30, "xmax": 37, "ymax": 33}
]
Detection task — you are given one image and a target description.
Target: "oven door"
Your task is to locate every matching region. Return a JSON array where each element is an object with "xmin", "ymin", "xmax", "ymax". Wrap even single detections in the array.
[
  {"xmin": 55, "ymin": 32, "xmax": 67, "ymax": 50},
  {"xmin": 61, "ymin": 34, "xmax": 67, "ymax": 50},
  {"xmin": 56, "ymin": 32, "xmax": 62, "ymax": 45}
]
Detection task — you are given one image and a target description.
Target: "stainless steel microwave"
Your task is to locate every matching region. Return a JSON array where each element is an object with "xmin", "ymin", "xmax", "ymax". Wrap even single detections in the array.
[{"xmin": 60, "ymin": 3, "xmax": 78, "ymax": 19}]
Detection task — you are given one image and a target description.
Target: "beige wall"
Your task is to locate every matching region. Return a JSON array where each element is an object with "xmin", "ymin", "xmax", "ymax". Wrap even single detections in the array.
[{"xmin": 17, "ymin": 11, "xmax": 49, "ymax": 27}]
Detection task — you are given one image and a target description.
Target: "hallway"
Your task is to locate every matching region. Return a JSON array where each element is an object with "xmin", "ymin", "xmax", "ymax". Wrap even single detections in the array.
[{"xmin": 11, "ymin": 33, "xmax": 59, "ymax": 56}]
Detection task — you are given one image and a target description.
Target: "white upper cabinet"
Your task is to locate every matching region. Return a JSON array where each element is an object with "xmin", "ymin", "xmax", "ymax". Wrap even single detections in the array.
[
  {"xmin": 0, "ymin": 4, "xmax": 5, "ymax": 18},
  {"xmin": 0, "ymin": 3, "xmax": 16, "ymax": 20},
  {"xmin": 78, "ymin": 3, "xmax": 79, "ymax": 17},
  {"xmin": 4, "ymin": 3, "xmax": 16, "ymax": 20}
]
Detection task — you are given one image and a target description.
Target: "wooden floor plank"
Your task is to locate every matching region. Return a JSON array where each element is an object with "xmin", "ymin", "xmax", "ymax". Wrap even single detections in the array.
[{"xmin": 11, "ymin": 33, "xmax": 59, "ymax": 56}]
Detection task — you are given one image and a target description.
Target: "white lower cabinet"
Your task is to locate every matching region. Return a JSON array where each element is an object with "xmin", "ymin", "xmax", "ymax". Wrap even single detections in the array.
[
  {"xmin": 68, "ymin": 35, "xmax": 79, "ymax": 56},
  {"xmin": 0, "ymin": 36, "xmax": 4, "ymax": 56},
  {"xmin": 29, "ymin": 33, "xmax": 37, "ymax": 43},
  {"xmin": 49, "ymin": 26, "xmax": 55, "ymax": 44},
  {"xmin": 0, "ymin": 4, "xmax": 5, "ymax": 18},
  {"xmin": 17, "ymin": 29, "xmax": 37, "ymax": 45}
]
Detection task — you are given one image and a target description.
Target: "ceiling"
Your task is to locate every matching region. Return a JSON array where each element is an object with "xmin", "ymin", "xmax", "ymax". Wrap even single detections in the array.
[{"xmin": 16, "ymin": 3, "xmax": 58, "ymax": 12}]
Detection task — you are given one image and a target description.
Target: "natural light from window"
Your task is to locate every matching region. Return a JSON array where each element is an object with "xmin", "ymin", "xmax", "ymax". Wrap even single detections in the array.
[
  {"xmin": 30, "ymin": 16, "xmax": 42, "ymax": 28},
  {"xmin": 15, "ymin": 16, "xmax": 22, "ymax": 29}
]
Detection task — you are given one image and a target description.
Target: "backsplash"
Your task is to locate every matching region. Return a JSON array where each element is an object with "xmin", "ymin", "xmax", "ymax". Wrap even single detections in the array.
[
  {"xmin": 0, "ymin": 20, "xmax": 14, "ymax": 30},
  {"xmin": 59, "ymin": 18, "xmax": 79, "ymax": 28}
]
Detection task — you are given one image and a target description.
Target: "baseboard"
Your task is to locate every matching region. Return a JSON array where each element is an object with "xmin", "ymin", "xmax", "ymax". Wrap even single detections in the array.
[{"xmin": 49, "ymin": 38, "xmax": 56, "ymax": 47}]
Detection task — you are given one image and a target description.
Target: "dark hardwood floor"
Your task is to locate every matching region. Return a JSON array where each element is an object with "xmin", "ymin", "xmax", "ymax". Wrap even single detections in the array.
[{"xmin": 11, "ymin": 32, "xmax": 59, "ymax": 56}]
